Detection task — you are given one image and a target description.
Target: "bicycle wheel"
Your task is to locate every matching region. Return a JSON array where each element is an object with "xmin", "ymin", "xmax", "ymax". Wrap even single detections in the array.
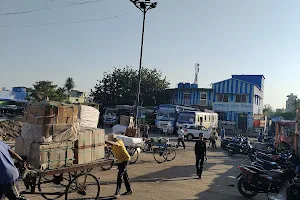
[
  {"xmin": 65, "ymin": 173, "xmax": 100, "ymax": 200},
  {"xmin": 153, "ymin": 148, "xmax": 167, "ymax": 164},
  {"xmin": 166, "ymin": 147, "xmax": 176, "ymax": 161},
  {"xmin": 129, "ymin": 148, "xmax": 139, "ymax": 164},
  {"xmin": 101, "ymin": 148, "xmax": 114, "ymax": 171}
]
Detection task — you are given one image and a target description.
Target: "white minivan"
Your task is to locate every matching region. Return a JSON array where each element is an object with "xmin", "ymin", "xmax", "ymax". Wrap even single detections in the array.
[{"xmin": 182, "ymin": 124, "xmax": 216, "ymax": 141}]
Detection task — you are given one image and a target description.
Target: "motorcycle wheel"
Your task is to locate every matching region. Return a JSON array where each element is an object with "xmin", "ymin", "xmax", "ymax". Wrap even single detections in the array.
[
  {"xmin": 228, "ymin": 149, "xmax": 234, "ymax": 156},
  {"xmin": 238, "ymin": 179, "xmax": 258, "ymax": 198},
  {"xmin": 286, "ymin": 184, "xmax": 300, "ymax": 200}
]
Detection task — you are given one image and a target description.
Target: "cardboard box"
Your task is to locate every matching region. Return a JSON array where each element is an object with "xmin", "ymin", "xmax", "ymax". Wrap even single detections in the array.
[
  {"xmin": 29, "ymin": 141, "xmax": 74, "ymax": 170},
  {"xmin": 74, "ymin": 128, "xmax": 105, "ymax": 164},
  {"xmin": 21, "ymin": 122, "xmax": 77, "ymax": 143},
  {"xmin": 23, "ymin": 101, "xmax": 78, "ymax": 125},
  {"xmin": 42, "ymin": 124, "xmax": 77, "ymax": 141}
]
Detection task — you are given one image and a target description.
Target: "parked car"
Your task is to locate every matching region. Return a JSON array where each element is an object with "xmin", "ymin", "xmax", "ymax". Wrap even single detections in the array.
[{"xmin": 182, "ymin": 124, "xmax": 215, "ymax": 141}]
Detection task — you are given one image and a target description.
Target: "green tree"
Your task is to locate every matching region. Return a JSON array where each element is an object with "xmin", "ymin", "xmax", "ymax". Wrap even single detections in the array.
[
  {"xmin": 263, "ymin": 104, "xmax": 273, "ymax": 116},
  {"xmin": 91, "ymin": 66, "xmax": 170, "ymax": 106},
  {"xmin": 28, "ymin": 81, "xmax": 67, "ymax": 102},
  {"xmin": 273, "ymin": 111, "xmax": 295, "ymax": 120},
  {"xmin": 64, "ymin": 77, "xmax": 76, "ymax": 100}
]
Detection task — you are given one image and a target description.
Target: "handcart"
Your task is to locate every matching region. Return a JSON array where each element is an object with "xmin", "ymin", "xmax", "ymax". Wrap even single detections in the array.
[{"xmin": 18, "ymin": 159, "xmax": 113, "ymax": 200}]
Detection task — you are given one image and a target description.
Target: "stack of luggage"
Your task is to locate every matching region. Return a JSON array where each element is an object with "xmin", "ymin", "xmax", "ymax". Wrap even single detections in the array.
[{"xmin": 15, "ymin": 101, "xmax": 105, "ymax": 170}]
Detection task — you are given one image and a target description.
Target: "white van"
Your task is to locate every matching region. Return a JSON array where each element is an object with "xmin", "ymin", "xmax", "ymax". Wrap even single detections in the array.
[{"xmin": 176, "ymin": 111, "xmax": 218, "ymax": 129}]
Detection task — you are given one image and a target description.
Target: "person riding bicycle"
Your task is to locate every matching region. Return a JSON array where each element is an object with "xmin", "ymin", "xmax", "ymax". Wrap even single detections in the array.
[{"xmin": 0, "ymin": 140, "xmax": 27, "ymax": 200}]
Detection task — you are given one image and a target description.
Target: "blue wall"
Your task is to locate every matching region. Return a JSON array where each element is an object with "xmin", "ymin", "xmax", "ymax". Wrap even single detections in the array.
[
  {"xmin": 172, "ymin": 88, "xmax": 213, "ymax": 106},
  {"xmin": 231, "ymin": 75, "xmax": 264, "ymax": 90},
  {"xmin": 212, "ymin": 78, "xmax": 255, "ymax": 122},
  {"xmin": 212, "ymin": 78, "xmax": 254, "ymax": 104}
]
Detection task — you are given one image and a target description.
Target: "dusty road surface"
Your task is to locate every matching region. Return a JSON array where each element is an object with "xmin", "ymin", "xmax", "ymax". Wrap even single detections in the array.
[{"xmin": 18, "ymin": 140, "xmax": 283, "ymax": 200}]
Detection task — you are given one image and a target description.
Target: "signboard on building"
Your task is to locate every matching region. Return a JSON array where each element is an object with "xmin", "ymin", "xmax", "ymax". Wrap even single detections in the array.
[
  {"xmin": 218, "ymin": 120, "xmax": 236, "ymax": 130},
  {"xmin": 213, "ymin": 102, "xmax": 253, "ymax": 113}
]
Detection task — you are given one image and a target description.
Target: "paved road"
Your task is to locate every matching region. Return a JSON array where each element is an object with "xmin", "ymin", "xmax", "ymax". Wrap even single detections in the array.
[{"xmin": 17, "ymin": 139, "xmax": 287, "ymax": 200}]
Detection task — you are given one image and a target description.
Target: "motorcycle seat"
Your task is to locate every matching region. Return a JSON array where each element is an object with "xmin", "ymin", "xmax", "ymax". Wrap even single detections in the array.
[
  {"xmin": 268, "ymin": 169, "xmax": 283, "ymax": 178},
  {"xmin": 246, "ymin": 166, "xmax": 268, "ymax": 174},
  {"xmin": 247, "ymin": 165, "xmax": 283, "ymax": 179},
  {"xmin": 256, "ymin": 158, "xmax": 278, "ymax": 166}
]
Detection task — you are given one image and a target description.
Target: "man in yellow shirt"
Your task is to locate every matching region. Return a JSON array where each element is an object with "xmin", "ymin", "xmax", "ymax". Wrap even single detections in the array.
[{"xmin": 106, "ymin": 134, "xmax": 132, "ymax": 198}]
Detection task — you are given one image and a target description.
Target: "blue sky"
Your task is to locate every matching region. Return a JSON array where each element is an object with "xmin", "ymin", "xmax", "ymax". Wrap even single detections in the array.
[{"xmin": 1, "ymin": 0, "xmax": 299, "ymax": 109}]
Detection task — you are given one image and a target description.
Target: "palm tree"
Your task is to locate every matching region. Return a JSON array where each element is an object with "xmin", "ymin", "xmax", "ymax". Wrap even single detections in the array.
[{"xmin": 64, "ymin": 77, "xmax": 75, "ymax": 101}]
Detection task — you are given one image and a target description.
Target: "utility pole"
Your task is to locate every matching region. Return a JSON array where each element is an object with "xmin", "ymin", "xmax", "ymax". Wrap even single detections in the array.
[
  {"xmin": 295, "ymin": 108, "xmax": 299, "ymax": 154},
  {"xmin": 129, "ymin": 0, "xmax": 157, "ymax": 129}
]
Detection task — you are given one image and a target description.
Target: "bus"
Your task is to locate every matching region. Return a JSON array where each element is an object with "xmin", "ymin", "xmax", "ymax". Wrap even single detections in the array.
[
  {"xmin": 155, "ymin": 104, "xmax": 197, "ymax": 132},
  {"xmin": 176, "ymin": 111, "xmax": 218, "ymax": 129},
  {"xmin": 103, "ymin": 105, "xmax": 146, "ymax": 126}
]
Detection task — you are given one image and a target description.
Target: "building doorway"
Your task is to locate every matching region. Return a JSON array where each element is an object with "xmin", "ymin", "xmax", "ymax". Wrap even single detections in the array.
[{"xmin": 238, "ymin": 113, "xmax": 247, "ymax": 132}]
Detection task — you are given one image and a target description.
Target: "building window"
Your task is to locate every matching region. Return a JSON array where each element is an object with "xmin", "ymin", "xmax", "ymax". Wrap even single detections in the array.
[
  {"xmin": 236, "ymin": 94, "xmax": 246, "ymax": 103},
  {"xmin": 217, "ymin": 94, "xmax": 228, "ymax": 102},
  {"xmin": 218, "ymin": 112, "xmax": 226, "ymax": 120},
  {"xmin": 183, "ymin": 92, "xmax": 191, "ymax": 100},
  {"xmin": 200, "ymin": 92, "xmax": 207, "ymax": 106}
]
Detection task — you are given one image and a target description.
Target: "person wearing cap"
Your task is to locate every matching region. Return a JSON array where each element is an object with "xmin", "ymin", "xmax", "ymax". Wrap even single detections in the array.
[{"xmin": 105, "ymin": 134, "xmax": 132, "ymax": 198}]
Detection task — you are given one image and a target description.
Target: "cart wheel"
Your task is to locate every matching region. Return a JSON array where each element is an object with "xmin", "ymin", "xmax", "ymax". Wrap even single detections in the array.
[
  {"xmin": 101, "ymin": 148, "xmax": 114, "ymax": 171},
  {"xmin": 153, "ymin": 148, "xmax": 167, "ymax": 164},
  {"xmin": 38, "ymin": 173, "xmax": 71, "ymax": 200},
  {"xmin": 65, "ymin": 173, "xmax": 100, "ymax": 200}
]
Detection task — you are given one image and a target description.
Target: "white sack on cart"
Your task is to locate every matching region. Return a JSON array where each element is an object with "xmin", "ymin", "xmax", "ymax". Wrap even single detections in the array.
[
  {"xmin": 78, "ymin": 105, "xmax": 99, "ymax": 129},
  {"xmin": 116, "ymin": 135, "xmax": 143, "ymax": 147}
]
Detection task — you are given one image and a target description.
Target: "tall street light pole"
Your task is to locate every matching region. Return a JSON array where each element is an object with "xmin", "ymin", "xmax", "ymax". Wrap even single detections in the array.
[{"xmin": 129, "ymin": 0, "xmax": 157, "ymax": 129}]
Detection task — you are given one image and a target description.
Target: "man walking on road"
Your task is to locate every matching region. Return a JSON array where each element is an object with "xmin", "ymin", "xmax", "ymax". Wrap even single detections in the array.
[
  {"xmin": 177, "ymin": 127, "xmax": 186, "ymax": 149},
  {"xmin": 105, "ymin": 134, "xmax": 133, "ymax": 198},
  {"xmin": 195, "ymin": 133, "xmax": 207, "ymax": 179}
]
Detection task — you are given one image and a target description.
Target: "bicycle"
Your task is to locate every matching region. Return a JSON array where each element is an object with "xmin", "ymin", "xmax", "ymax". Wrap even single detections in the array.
[{"xmin": 153, "ymin": 144, "xmax": 176, "ymax": 164}]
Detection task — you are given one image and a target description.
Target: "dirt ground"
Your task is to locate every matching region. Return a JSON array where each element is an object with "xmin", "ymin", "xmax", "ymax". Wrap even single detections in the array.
[{"xmin": 15, "ymin": 139, "xmax": 286, "ymax": 200}]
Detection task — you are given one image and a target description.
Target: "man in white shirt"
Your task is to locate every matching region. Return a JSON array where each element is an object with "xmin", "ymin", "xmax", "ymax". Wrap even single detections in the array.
[{"xmin": 177, "ymin": 127, "xmax": 186, "ymax": 149}]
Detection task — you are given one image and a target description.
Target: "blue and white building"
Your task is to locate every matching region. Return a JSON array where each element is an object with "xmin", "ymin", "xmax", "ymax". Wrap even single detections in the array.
[
  {"xmin": 212, "ymin": 75, "xmax": 265, "ymax": 131},
  {"xmin": 168, "ymin": 83, "xmax": 213, "ymax": 110}
]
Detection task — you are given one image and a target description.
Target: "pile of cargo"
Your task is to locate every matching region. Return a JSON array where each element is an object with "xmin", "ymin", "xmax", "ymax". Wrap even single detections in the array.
[
  {"xmin": 150, "ymin": 137, "xmax": 169, "ymax": 145},
  {"xmin": 0, "ymin": 120, "xmax": 22, "ymax": 139},
  {"xmin": 15, "ymin": 101, "xmax": 105, "ymax": 170}
]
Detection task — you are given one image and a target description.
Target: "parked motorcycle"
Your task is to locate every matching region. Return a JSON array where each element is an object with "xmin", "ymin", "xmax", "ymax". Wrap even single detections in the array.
[
  {"xmin": 236, "ymin": 164, "xmax": 296, "ymax": 198},
  {"xmin": 227, "ymin": 140, "xmax": 255, "ymax": 161},
  {"xmin": 255, "ymin": 151, "xmax": 291, "ymax": 166},
  {"xmin": 221, "ymin": 134, "xmax": 248, "ymax": 150},
  {"xmin": 252, "ymin": 158, "xmax": 281, "ymax": 171},
  {"xmin": 286, "ymin": 182, "xmax": 300, "ymax": 200}
]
